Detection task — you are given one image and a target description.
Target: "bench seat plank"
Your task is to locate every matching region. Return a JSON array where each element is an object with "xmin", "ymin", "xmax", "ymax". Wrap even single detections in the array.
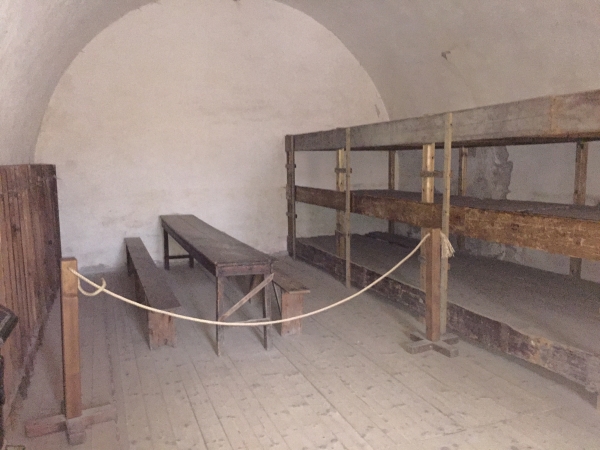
[{"xmin": 125, "ymin": 237, "xmax": 180, "ymax": 311}]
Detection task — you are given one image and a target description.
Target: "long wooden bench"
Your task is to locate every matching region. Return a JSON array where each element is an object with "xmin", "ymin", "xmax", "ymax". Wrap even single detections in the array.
[
  {"xmin": 125, "ymin": 237, "xmax": 181, "ymax": 349},
  {"xmin": 273, "ymin": 262, "xmax": 309, "ymax": 336}
]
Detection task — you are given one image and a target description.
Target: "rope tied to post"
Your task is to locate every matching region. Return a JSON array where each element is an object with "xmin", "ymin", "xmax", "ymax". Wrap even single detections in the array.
[{"xmin": 70, "ymin": 231, "xmax": 454, "ymax": 327}]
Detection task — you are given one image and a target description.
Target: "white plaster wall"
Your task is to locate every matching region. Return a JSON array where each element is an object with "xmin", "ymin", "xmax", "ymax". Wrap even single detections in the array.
[{"xmin": 34, "ymin": 0, "xmax": 388, "ymax": 270}]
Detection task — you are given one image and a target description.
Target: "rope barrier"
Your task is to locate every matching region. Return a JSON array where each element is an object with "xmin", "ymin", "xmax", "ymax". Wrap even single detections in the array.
[{"xmin": 70, "ymin": 232, "xmax": 453, "ymax": 328}]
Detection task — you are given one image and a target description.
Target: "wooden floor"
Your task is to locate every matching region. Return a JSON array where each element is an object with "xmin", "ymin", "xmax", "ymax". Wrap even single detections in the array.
[{"xmin": 5, "ymin": 257, "xmax": 600, "ymax": 449}]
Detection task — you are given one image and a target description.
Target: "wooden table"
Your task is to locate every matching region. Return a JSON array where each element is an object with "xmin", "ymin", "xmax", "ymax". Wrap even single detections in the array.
[{"xmin": 160, "ymin": 214, "xmax": 273, "ymax": 355}]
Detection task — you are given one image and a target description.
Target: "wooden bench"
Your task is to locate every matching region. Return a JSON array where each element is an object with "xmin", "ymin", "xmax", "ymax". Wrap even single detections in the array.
[
  {"xmin": 125, "ymin": 237, "xmax": 181, "ymax": 349},
  {"xmin": 273, "ymin": 262, "xmax": 309, "ymax": 336}
]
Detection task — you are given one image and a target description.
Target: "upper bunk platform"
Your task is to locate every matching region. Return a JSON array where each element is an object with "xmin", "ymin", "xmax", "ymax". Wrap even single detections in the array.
[
  {"xmin": 291, "ymin": 89, "xmax": 600, "ymax": 151},
  {"xmin": 296, "ymin": 187, "xmax": 600, "ymax": 260}
]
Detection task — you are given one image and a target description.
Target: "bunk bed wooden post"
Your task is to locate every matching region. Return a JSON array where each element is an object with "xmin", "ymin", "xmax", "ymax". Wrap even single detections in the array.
[
  {"xmin": 570, "ymin": 140, "xmax": 588, "ymax": 278},
  {"xmin": 344, "ymin": 128, "xmax": 352, "ymax": 287},
  {"xmin": 335, "ymin": 129, "xmax": 352, "ymax": 288},
  {"xmin": 440, "ymin": 113, "xmax": 452, "ymax": 335},
  {"xmin": 456, "ymin": 147, "xmax": 468, "ymax": 250},
  {"xmin": 406, "ymin": 228, "xmax": 459, "ymax": 357},
  {"xmin": 285, "ymin": 135, "xmax": 297, "ymax": 259},
  {"xmin": 420, "ymin": 143, "xmax": 435, "ymax": 290},
  {"xmin": 388, "ymin": 150, "xmax": 396, "ymax": 234}
]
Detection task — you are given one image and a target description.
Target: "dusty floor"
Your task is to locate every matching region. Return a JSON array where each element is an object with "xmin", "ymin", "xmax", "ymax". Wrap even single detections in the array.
[{"xmin": 4, "ymin": 257, "xmax": 600, "ymax": 449}]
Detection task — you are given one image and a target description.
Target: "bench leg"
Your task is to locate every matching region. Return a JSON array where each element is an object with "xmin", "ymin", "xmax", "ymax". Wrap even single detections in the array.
[
  {"xmin": 216, "ymin": 276, "xmax": 225, "ymax": 356},
  {"xmin": 126, "ymin": 248, "xmax": 133, "ymax": 277},
  {"xmin": 148, "ymin": 311, "xmax": 176, "ymax": 350},
  {"xmin": 163, "ymin": 229, "xmax": 170, "ymax": 270},
  {"xmin": 280, "ymin": 292, "xmax": 303, "ymax": 336},
  {"xmin": 263, "ymin": 278, "xmax": 271, "ymax": 350}
]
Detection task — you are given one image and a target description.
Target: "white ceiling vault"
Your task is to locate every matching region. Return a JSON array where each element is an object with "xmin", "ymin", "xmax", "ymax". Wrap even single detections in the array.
[{"xmin": 1, "ymin": 0, "xmax": 599, "ymax": 163}]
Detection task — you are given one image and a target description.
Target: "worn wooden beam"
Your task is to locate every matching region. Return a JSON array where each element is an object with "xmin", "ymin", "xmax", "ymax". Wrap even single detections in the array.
[
  {"xmin": 388, "ymin": 150, "xmax": 396, "ymax": 234},
  {"xmin": 344, "ymin": 128, "xmax": 352, "ymax": 288},
  {"xmin": 61, "ymin": 258, "xmax": 82, "ymax": 422},
  {"xmin": 285, "ymin": 135, "xmax": 297, "ymax": 258},
  {"xmin": 456, "ymin": 147, "xmax": 468, "ymax": 250},
  {"xmin": 440, "ymin": 114, "xmax": 452, "ymax": 334},
  {"xmin": 352, "ymin": 195, "xmax": 600, "ymax": 260},
  {"xmin": 335, "ymin": 148, "xmax": 347, "ymax": 258},
  {"xmin": 425, "ymin": 229, "xmax": 441, "ymax": 342},
  {"xmin": 292, "ymin": 89, "xmax": 600, "ymax": 151},
  {"xmin": 296, "ymin": 186, "xmax": 345, "ymax": 211},
  {"xmin": 420, "ymin": 143, "xmax": 435, "ymax": 290},
  {"xmin": 570, "ymin": 141, "xmax": 588, "ymax": 278}
]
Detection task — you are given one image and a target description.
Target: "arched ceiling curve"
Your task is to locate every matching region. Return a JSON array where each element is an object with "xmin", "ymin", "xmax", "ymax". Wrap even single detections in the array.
[{"xmin": 2, "ymin": 0, "xmax": 600, "ymax": 164}]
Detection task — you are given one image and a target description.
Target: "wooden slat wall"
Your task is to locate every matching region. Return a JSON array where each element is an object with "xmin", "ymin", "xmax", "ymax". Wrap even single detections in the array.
[{"xmin": 0, "ymin": 164, "xmax": 61, "ymax": 416}]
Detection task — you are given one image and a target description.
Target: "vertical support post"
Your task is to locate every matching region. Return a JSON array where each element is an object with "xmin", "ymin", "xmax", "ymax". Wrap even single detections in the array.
[
  {"xmin": 570, "ymin": 141, "xmax": 588, "ymax": 278},
  {"xmin": 61, "ymin": 257, "xmax": 86, "ymax": 444},
  {"xmin": 216, "ymin": 276, "xmax": 225, "ymax": 356},
  {"xmin": 344, "ymin": 128, "xmax": 352, "ymax": 288},
  {"xmin": 285, "ymin": 135, "xmax": 297, "ymax": 259},
  {"xmin": 263, "ymin": 269, "xmax": 272, "ymax": 350},
  {"xmin": 163, "ymin": 229, "xmax": 170, "ymax": 270},
  {"xmin": 388, "ymin": 150, "xmax": 396, "ymax": 234},
  {"xmin": 420, "ymin": 143, "xmax": 435, "ymax": 290},
  {"xmin": 440, "ymin": 113, "xmax": 452, "ymax": 335},
  {"xmin": 456, "ymin": 147, "xmax": 468, "ymax": 250},
  {"xmin": 425, "ymin": 229, "xmax": 442, "ymax": 342},
  {"xmin": 61, "ymin": 258, "xmax": 82, "ymax": 420},
  {"xmin": 335, "ymin": 148, "xmax": 347, "ymax": 259}
]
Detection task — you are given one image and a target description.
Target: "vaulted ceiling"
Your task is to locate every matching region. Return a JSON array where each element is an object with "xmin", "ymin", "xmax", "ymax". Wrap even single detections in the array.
[{"xmin": 1, "ymin": 0, "xmax": 599, "ymax": 163}]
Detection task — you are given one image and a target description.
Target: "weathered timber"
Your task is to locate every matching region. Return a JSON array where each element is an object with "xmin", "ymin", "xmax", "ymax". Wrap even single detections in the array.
[
  {"xmin": 296, "ymin": 186, "xmax": 345, "ymax": 211},
  {"xmin": 425, "ymin": 229, "xmax": 441, "ymax": 342},
  {"xmin": 295, "ymin": 237, "xmax": 600, "ymax": 396},
  {"xmin": 387, "ymin": 150, "xmax": 396, "ymax": 234},
  {"xmin": 161, "ymin": 214, "xmax": 272, "ymax": 355},
  {"xmin": 125, "ymin": 237, "xmax": 180, "ymax": 349},
  {"xmin": 346, "ymin": 190, "xmax": 600, "ymax": 261},
  {"xmin": 420, "ymin": 143, "xmax": 435, "ymax": 290},
  {"xmin": 570, "ymin": 141, "xmax": 588, "ymax": 277},
  {"xmin": 285, "ymin": 135, "xmax": 297, "ymax": 258},
  {"xmin": 0, "ymin": 165, "xmax": 61, "ymax": 421},
  {"xmin": 440, "ymin": 113, "xmax": 452, "ymax": 334},
  {"xmin": 292, "ymin": 89, "xmax": 600, "ymax": 151},
  {"xmin": 273, "ymin": 263, "xmax": 309, "ymax": 336}
]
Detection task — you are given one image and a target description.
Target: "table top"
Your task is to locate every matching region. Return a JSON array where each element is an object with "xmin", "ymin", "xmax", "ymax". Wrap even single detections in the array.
[{"xmin": 160, "ymin": 214, "xmax": 271, "ymax": 272}]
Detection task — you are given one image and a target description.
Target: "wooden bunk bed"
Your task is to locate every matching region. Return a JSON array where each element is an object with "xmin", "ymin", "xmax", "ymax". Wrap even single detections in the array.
[{"xmin": 285, "ymin": 89, "xmax": 600, "ymax": 407}]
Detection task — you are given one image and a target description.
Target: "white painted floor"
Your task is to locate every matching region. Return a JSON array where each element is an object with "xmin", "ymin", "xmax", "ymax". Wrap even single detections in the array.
[{"xmin": 5, "ymin": 257, "xmax": 600, "ymax": 449}]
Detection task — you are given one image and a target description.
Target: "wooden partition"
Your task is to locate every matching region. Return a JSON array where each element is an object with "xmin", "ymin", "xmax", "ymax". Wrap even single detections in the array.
[{"xmin": 0, "ymin": 165, "xmax": 61, "ymax": 416}]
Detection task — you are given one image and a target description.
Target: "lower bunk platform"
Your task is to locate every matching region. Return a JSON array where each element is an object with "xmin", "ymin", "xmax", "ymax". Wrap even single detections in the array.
[{"xmin": 295, "ymin": 233, "xmax": 600, "ymax": 407}]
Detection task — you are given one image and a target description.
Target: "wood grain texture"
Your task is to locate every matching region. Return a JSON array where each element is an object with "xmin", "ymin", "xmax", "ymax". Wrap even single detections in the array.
[
  {"xmin": 61, "ymin": 258, "xmax": 82, "ymax": 420},
  {"xmin": 293, "ymin": 89, "xmax": 600, "ymax": 151}
]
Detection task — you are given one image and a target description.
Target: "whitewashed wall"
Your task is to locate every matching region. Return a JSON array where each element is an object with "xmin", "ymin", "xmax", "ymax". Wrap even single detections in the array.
[{"xmin": 34, "ymin": 0, "xmax": 388, "ymax": 270}]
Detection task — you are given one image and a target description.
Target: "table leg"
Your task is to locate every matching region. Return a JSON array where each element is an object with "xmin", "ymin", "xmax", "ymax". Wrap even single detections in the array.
[
  {"xmin": 163, "ymin": 230, "xmax": 170, "ymax": 270},
  {"xmin": 189, "ymin": 256, "xmax": 194, "ymax": 268},
  {"xmin": 263, "ymin": 275, "xmax": 271, "ymax": 350},
  {"xmin": 216, "ymin": 276, "xmax": 225, "ymax": 356}
]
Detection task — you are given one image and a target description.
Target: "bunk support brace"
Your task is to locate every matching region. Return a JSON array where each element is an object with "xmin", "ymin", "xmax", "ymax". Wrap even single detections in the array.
[
  {"xmin": 335, "ymin": 129, "xmax": 352, "ymax": 288},
  {"xmin": 570, "ymin": 140, "xmax": 588, "ymax": 278},
  {"xmin": 286, "ymin": 135, "xmax": 297, "ymax": 259}
]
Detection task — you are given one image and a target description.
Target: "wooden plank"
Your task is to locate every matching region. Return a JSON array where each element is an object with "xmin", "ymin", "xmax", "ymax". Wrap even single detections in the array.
[
  {"xmin": 335, "ymin": 148, "xmax": 347, "ymax": 258},
  {"xmin": 425, "ymin": 229, "xmax": 441, "ymax": 342},
  {"xmin": 440, "ymin": 113, "xmax": 452, "ymax": 335},
  {"xmin": 457, "ymin": 147, "xmax": 468, "ymax": 250},
  {"xmin": 286, "ymin": 135, "xmax": 297, "ymax": 258},
  {"xmin": 296, "ymin": 186, "xmax": 345, "ymax": 210},
  {"xmin": 420, "ymin": 143, "xmax": 435, "ymax": 290},
  {"xmin": 292, "ymin": 89, "xmax": 600, "ymax": 151},
  {"xmin": 570, "ymin": 141, "xmax": 588, "ymax": 278},
  {"xmin": 61, "ymin": 258, "xmax": 82, "ymax": 420},
  {"xmin": 352, "ymin": 191, "xmax": 600, "ymax": 260},
  {"xmin": 388, "ymin": 150, "xmax": 396, "ymax": 234},
  {"xmin": 344, "ymin": 128, "xmax": 352, "ymax": 288}
]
